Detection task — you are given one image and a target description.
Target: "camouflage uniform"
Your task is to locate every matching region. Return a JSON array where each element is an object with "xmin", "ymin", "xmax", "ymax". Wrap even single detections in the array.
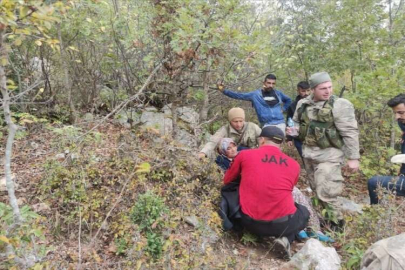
[
  {"xmin": 361, "ymin": 233, "xmax": 405, "ymax": 270},
  {"xmin": 200, "ymin": 122, "xmax": 261, "ymax": 158},
  {"xmin": 293, "ymin": 94, "xmax": 360, "ymax": 219}
]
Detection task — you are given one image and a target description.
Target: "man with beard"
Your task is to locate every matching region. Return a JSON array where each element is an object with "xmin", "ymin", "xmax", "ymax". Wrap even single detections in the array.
[
  {"xmin": 287, "ymin": 72, "xmax": 360, "ymax": 224},
  {"xmin": 218, "ymin": 74, "xmax": 291, "ymax": 133},
  {"xmin": 368, "ymin": 94, "xmax": 405, "ymax": 204},
  {"xmin": 286, "ymin": 81, "xmax": 311, "ymax": 158}
]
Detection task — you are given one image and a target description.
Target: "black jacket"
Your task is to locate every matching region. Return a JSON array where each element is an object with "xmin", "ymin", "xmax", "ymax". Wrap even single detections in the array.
[
  {"xmin": 286, "ymin": 95, "xmax": 304, "ymax": 141},
  {"xmin": 219, "ymin": 181, "xmax": 242, "ymax": 231}
]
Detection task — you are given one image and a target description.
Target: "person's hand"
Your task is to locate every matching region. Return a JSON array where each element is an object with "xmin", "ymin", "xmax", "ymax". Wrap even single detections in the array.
[
  {"xmin": 345, "ymin": 159, "xmax": 360, "ymax": 173},
  {"xmin": 286, "ymin": 126, "xmax": 298, "ymax": 137},
  {"xmin": 217, "ymin": 83, "xmax": 225, "ymax": 92},
  {"xmin": 197, "ymin": 152, "xmax": 206, "ymax": 159},
  {"xmin": 287, "ymin": 141, "xmax": 293, "ymax": 147}
]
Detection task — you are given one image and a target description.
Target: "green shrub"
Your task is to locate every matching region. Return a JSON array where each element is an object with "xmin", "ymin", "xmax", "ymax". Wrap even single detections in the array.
[
  {"xmin": 130, "ymin": 191, "xmax": 169, "ymax": 260},
  {"xmin": 145, "ymin": 232, "xmax": 164, "ymax": 259},
  {"xmin": 130, "ymin": 191, "xmax": 169, "ymax": 232}
]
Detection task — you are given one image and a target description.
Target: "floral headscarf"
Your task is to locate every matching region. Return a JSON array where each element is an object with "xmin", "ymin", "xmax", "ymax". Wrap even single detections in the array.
[{"xmin": 217, "ymin": 138, "xmax": 236, "ymax": 156}]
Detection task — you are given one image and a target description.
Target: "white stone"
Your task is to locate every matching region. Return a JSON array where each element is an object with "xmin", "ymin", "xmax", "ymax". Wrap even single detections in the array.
[{"xmin": 283, "ymin": 239, "xmax": 341, "ymax": 270}]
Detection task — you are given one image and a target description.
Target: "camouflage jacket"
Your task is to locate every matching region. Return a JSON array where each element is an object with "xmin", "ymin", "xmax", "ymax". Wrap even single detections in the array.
[
  {"xmin": 293, "ymin": 94, "xmax": 360, "ymax": 161},
  {"xmin": 200, "ymin": 122, "xmax": 261, "ymax": 158}
]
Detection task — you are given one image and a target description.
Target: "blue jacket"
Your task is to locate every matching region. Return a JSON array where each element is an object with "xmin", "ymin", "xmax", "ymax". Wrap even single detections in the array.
[{"xmin": 223, "ymin": 89, "xmax": 292, "ymax": 126}]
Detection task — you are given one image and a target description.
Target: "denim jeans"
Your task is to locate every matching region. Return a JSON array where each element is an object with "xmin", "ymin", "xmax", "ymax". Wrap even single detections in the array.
[{"xmin": 368, "ymin": 175, "xmax": 405, "ymax": 204}]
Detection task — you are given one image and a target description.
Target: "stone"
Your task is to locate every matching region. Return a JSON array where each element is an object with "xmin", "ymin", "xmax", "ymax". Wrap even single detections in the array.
[
  {"xmin": 114, "ymin": 109, "xmax": 141, "ymax": 128},
  {"xmin": 32, "ymin": 202, "xmax": 51, "ymax": 213},
  {"xmin": 336, "ymin": 196, "xmax": 363, "ymax": 214},
  {"xmin": 55, "ymin": 153, "xmax": 65, "ymax": 160},
  {"xmin": 83, "ymin": 113, "xmax": 94, "ymax": 122},
  {"xmin": 175, "ymin": 128, "xmax": 197, "ymax": 148},
  {"xmin": 184, "ymin": 216, "xmax": 199, "ymax": 227},
  {"xmin": 145, "ymin": 106, "xmax": 158, "ymax": 112},
  {"xmin": 162, "ymin": 104, "xmax": 199, "ymax": 126},
  {"xmin": 283, "ymin": 239, "xmax": 341, "ymax": 270},
  {"xmin": 140, "ymin": 111, "xmax": 172, "ymax": 135},
  {"xmin": 30, "ymin": 141, "xmax": 39, "ymax": 149}
]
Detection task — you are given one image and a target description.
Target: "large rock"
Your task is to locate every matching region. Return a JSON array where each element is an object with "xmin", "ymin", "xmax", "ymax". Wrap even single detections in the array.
[
  {"xmin": 163, "ymin": 105, "xmax": 199, "ymax": 128},
  {"xmin": 336, "ymin": 196, "xmax": 363, "ymax": 214},
  {"xmin": 138, "ymin": 104, "xmax": 199, "ymax": 147},
  {"xmin": 115, "ymin": 109, "xmax": 141, "ymax": 128},
  {"xmin": 283, "ymin": 239, "xmax": 341, "ymax": 270},
  {"xmin": 140, "ymin": 111, "xmax": 173, "ymax": 135}
]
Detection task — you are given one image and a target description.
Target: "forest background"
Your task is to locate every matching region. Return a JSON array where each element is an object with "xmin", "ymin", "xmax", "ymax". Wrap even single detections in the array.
[{"xmin": 1, "ymin": 0, "xmax": 405, "ymax": 269}]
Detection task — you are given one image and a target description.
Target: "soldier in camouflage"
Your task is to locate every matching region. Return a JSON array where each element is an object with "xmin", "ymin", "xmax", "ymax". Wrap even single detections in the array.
[{"xmin": 287, "ymin": 72, "xmax": 360, "ymax": 221}]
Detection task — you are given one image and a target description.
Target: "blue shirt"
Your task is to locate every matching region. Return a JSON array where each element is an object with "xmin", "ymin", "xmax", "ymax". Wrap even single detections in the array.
[{"xmin": 223, "ymin": 89, "xmax": 292, "ymax": 126}]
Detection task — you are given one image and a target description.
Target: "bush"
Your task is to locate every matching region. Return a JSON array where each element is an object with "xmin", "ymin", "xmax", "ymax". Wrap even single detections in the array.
[{"xmin": 130, "ymin": 191, "xmax": 169, "ymax": 232}]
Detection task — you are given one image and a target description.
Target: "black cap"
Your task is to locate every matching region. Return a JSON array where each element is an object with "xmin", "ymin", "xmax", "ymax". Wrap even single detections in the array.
[{"xmin": 259, "ymin": 126, "xmax": 285, "ymax": 143}]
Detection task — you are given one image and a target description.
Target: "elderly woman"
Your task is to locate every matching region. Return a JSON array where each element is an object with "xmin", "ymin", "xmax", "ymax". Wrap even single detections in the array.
[{"xmin": 215, "ymin": 138, "xmax": 247, "ymax": 171}]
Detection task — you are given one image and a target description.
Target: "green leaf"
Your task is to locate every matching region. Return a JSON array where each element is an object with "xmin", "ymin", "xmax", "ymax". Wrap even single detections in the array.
[{"xmin": 136, "ymin": 162, "xmax": 151, "ymax": 174}]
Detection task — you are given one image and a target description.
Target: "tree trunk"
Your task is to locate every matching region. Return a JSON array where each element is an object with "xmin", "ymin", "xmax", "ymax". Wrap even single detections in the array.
[
  {"xmin": 0, "ymin": 65, "xmax": 22, "ymax": 224},
  {"xmin": 199, "ymin": 70, "xmax": 210, "ymax": 122},
  {"xmin": 170, "ymin": 99, "xmax": 178, "ymax": 139}
]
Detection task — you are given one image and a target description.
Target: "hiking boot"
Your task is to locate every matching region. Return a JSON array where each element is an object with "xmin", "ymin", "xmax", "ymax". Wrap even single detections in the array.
[{"xmin": 272, "ymin": 236, "xmax": 291, "ymax": 260}]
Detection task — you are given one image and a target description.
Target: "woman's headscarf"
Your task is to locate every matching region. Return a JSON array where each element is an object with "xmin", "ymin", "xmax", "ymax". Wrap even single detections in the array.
[{"xmin": 217, "ymin": 138, "xmax": 236, "ymax": 156}]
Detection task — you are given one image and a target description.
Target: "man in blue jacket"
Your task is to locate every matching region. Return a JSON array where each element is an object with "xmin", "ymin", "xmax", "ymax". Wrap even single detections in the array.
[{"xmin": 218, "ymin": 74, "xmax": 292, "ymax": 133}]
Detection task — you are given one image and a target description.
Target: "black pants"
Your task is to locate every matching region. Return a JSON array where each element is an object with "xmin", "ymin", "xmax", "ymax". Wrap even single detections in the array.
[{"xmin": 240, "ymin": 203, "xmax": 310, "ymax": 243}]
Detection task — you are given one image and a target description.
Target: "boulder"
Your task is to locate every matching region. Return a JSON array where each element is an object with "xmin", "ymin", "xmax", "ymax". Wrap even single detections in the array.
[
  {"xmin": 163, "ymin": 104, "xmax": 199, "ymax": 128},
  {"xmin": 283, "ymin": 239, "xmax": 341, "ymax": 270},
  {"xmin": 336, "ymin": 196, "xmax": 363, "ymax": 214},
  {"xmin": 115, "ymin": 109, "xmax": 141, "ymax": 128},
  {"xmin": 140, "ymin": 111, "xmax": 172, "ymax": 135}
]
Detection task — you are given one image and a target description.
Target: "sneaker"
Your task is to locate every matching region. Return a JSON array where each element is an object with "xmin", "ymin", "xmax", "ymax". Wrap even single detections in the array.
[
  {"xmin": 297, "ymin": 230, "xmax": 309, "ymax": 240},
  {"xmin": 272, "ymin": 236, "xmax": 291, "ymax": 260}
]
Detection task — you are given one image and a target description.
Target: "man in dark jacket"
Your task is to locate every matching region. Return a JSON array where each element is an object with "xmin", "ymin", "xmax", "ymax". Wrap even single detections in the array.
[
  {"xmin": 368, "ymin": 94, "xmax": 405, "ymax": 204},
  {"xmin": 286, "ymin": 81, "xmax": 311, "ymax": 158}
]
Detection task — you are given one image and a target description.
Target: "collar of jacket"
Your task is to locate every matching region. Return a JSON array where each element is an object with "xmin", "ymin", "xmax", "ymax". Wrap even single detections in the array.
[{"xmin": 301, "ymin": 93, "xmax": 328, "ymax": 106}]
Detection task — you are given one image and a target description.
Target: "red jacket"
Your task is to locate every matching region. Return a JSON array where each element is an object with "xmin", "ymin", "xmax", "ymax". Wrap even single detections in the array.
[{"xmin": 223, "ymin": 145, "xmax": 300, "ymax": 221}]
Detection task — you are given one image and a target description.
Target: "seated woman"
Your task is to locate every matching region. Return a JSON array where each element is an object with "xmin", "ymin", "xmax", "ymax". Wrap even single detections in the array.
[
  {"xmin": 215, "ymin": 138, "xmax": 248, "ymax": 171},
  {"xmin": 217, "ymin": 137, "xmax": 333, "ymax": 242}
]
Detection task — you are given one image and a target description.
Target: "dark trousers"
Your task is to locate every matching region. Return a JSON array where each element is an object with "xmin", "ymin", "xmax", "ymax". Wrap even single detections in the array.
[
  {"xmin": 240, "ymin": 203, "xmax": 310, "ymax": 243},
  {"xmin": 293, "ymin": 138, "xmax": 303, "ymax": 159},
  {"xmin": 368, "ymin": 175, "xmax": 405, "ymax": 204}
]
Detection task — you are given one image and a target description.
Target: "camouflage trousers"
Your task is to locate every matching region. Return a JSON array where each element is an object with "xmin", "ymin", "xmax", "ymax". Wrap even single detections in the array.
[{"xmin": 304, "ymin": 158, "xmax": 344, "ymax": 220}]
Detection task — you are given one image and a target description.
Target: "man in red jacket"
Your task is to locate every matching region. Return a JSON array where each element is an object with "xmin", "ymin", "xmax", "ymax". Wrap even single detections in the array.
[{"xmin": 223, "ymin": 126, "xmax": 309, "ymax": 259}]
